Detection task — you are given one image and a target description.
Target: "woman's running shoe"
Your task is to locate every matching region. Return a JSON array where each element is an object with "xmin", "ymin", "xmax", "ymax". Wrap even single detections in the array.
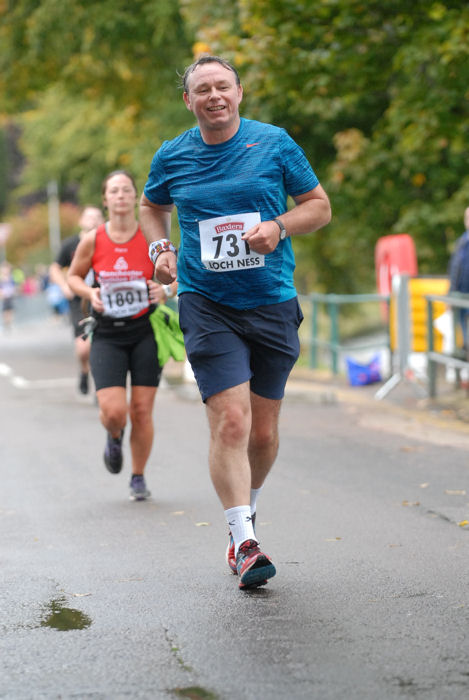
[
  {"xmin": 79, "ymin": 372, "xmax": 89, "ymax": 395},
  {"xmin": 103, "ymin": 430, "xmax": 124, "ymax": 474},
  {"xmin": 129, "ymin": 474, "xmax": 151, "ymax": 501}
]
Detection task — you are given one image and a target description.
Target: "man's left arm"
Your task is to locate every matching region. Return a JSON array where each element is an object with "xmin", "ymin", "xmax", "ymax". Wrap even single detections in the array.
[{"xmin": 242, "ymin": 184, "xmax": 331, "ymax": 255}]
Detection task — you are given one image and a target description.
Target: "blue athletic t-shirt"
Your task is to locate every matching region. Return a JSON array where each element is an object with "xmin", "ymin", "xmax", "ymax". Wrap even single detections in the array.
[{"xmin": 143, "ymin": 118, "xmax": 319, "ymax": 309}]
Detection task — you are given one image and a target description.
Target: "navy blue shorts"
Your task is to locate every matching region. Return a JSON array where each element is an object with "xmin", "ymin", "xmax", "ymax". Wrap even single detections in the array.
[{"xmin": 178, "ymin": 292, "xmax": 303, "ymax": 402}]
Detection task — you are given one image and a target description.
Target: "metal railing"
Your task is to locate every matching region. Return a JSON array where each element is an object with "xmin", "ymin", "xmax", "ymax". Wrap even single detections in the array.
[
  {"xmin": 426, "ymin": 292, "xmax": 469, "ymax": 397},
  {"xmin": 300, "ymin": 292, "xmax": 391, "ymax": 375}
]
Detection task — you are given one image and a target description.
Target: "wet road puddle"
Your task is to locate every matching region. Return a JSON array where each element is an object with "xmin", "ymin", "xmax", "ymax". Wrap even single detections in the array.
[
  {"xmin": 171, "ymin": 688, "xmax": 218, "ymax": 699},
  {"xmin": 39, "ymin": 597, "xmax": 92, "ymax": 631}
]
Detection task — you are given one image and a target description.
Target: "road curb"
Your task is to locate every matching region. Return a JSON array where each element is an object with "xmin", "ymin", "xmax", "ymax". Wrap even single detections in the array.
[{"xmin": 286, "ymin": 366, "xmax": 469, "ymax": 439}]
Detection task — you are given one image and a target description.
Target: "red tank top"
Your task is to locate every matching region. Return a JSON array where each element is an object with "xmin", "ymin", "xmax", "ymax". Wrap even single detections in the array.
[{"xmin": 92, "ymin": 223, "xmax": 155, "ymax": 319}]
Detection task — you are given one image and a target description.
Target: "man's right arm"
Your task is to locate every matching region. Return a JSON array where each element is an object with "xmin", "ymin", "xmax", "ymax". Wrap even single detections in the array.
[
  {"xmin": 139, "ymin": 194, "xmax": 177, "ymax": 284},
  {"xmin": 49, "ymin": 261, "xmax": 73, "ymax": 300}
]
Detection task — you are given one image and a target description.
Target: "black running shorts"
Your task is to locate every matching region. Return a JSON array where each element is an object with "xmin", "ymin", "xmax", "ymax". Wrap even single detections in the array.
[{"xmin": 90, "ymin": 316, "xmax": 162, "ymax": 390}]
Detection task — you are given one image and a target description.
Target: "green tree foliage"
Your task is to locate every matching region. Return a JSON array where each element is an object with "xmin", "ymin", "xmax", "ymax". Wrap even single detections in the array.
[
  {"xmin": 0, "ymin": 129, "xmax": 8, "ymax": 217},
  {"xmin": 5, "ymin": 202, "xmax": 80, "ymax": 267},
  {"xmin": 1, "ymin": 0, "xmax": 191, "ymax": 117},
  {"xmin": 0, "ymin": 0, "xmax": 194, "ymax": 201}
]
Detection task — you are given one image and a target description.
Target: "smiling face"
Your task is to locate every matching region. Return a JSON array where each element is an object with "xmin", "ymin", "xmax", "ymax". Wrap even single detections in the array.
[{"xmin": 183, "ymin": 61, "xmax": 243, "ymax": 144}]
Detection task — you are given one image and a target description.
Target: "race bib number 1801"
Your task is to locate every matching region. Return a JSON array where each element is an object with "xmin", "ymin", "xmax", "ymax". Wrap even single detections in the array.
[
  {"xmin": 199, "ymin": 212, "xmax": 265, "ymax": 272},
  {"xmin": 100, "ymin": 278, "xmax": 149, "ymax": 318}
]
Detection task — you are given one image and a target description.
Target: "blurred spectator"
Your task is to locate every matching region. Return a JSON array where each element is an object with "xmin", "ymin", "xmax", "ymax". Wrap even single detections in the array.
[
  {"xmin": 49, "ymin": 205, "xmax": 104, "ymax": 394},
  {"xmin": 449, "ymin": 206, "xmax": 469, "ymax": 347},
  {"xmin": 46, "ymin": 281, "xmax": 69, "ymax": 317},
  {"xmin": 35, "ymin": 264, "xmax": 51, "ymax": 292},
  {"xmin": 22, "ymin": 275, "xmax": 39, "ymax": 296},
  {"xmin": 12, "ymin": 267, "xmax": 25, "ymax": 288},
  {"xmin": 0, "ymin": 262, "xmax": 16, "ymax": 331}
]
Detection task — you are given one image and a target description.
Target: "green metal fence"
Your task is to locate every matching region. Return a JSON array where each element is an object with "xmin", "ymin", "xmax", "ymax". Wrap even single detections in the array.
[
  {"xmin": 299, "ymin": 292, "xmax": 391, "ymax": 375},
  {"xmin": 426, "ymin": 292, "xmax": 469, "ymax": 397}
]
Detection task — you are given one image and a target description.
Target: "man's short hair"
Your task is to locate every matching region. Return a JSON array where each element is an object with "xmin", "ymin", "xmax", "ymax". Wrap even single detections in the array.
[{"xmin": 181, "ymin": 55, "xmax": 240, "ymax": 93}]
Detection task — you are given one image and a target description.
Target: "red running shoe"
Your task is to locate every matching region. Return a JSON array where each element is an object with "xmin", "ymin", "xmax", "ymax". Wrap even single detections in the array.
[{"xmin": 236, "ymin": 539, "xmax": 276, "ymax": 590}]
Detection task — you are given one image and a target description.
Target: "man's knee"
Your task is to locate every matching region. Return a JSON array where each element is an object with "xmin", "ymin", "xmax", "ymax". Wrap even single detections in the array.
[
  {"xmin": 212, "ymin": 403, "xmax": 250, "ymax": 447},
  {"xmin": 250, "ymin": 422, "xmax": 278, "ymax": 452}
]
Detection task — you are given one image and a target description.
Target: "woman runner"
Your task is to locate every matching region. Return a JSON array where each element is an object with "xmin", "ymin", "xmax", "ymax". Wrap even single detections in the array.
[{"xmin": 68, "ymin": 170, "xmax": 177, "ymax": 500}]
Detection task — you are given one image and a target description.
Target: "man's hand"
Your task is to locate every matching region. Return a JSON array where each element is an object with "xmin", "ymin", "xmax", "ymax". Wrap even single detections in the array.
[
  {"xmin": 155, "ymin": 251, "xmax": 177, "ymax": 284},
  {"xmin": 63, "ymin": 284, "xmax": 75, "ymax": 301},
  {"xmin": 242, "ymin": 186, "xmax": 332, "ymax": 255},
  {"xmin": 242, "ymin": 220, "xmax": 281, "ymax": 255}
]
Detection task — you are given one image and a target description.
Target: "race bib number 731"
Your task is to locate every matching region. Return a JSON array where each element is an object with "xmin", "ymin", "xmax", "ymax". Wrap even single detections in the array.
[{"xmin": 199, "ymin": 212, "xmax": 265, "ymax": 272}]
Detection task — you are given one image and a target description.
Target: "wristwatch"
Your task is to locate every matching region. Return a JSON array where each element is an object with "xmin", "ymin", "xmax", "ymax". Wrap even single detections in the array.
[{"xmin": 274, "ymin": 218, "xmax": 287, "ymax": 241}]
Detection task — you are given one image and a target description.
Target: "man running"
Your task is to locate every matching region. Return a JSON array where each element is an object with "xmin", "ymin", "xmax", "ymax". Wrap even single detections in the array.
[
  {"xmin": 140, "ymin": 55, "xmax": 331, "ymax": 589},
  {"xmin": 49, "ymin": 206, "xmax": 104, "ymax": 394}
]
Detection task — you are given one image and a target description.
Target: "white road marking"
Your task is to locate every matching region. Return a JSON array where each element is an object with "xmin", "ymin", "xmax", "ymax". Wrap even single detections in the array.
[{"xmin": 1, "ymin": 365, "xmax": 76, "ymax": 389}]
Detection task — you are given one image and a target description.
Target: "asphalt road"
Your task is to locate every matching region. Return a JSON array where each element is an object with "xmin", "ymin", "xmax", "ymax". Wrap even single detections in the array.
[{"xmin": 1, "ymin": 314, "xmax": 469, "ymax": 700}]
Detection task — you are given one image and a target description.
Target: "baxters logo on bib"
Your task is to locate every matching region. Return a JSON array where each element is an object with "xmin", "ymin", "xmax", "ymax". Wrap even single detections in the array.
[{"xmin": 214, "ymin": 222, "xmax": 244, "ymax": 234}]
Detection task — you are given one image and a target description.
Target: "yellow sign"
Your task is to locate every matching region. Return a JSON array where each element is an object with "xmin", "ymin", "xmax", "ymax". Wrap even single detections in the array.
[{"xmin": 390, "ymin": 276, "xmax": 449, "ymax": 352}]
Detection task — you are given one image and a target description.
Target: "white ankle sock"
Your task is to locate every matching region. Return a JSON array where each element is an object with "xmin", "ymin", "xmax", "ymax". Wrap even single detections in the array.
[
  {"xmin": 225, "ymin": 505, "xmax": 257, "ymax": 556},
  {"xmin": 250, "ymin": 486, "xmax": 263, "ymax": 515}
]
